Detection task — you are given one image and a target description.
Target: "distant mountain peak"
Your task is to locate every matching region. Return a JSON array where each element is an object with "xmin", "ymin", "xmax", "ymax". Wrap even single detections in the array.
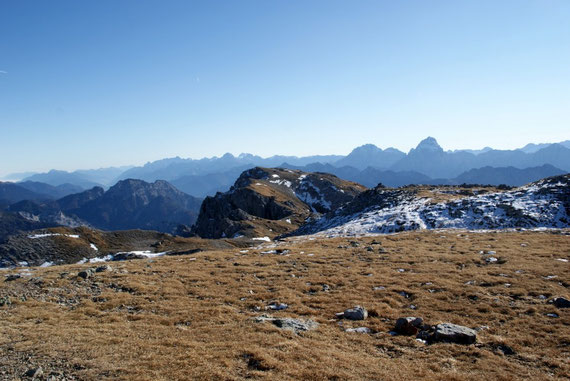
[
  {"xmin": 343, "ymin": 144, "xmax": 383, "ymax": 157},
  {"xmin": 413, "ymin": 137, "xmax": 443, "ymax": 153}
]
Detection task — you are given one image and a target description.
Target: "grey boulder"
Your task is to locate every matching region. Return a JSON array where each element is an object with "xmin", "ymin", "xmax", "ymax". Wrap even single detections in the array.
[
  {"xmin": 340, "ymin": 306, "xmax": 368, "ymax": 320},
  {"xmin": 255, "ymin": 315, "xmax": 318, "ymax": 333},
  {"xmin": 433, "ymin": 323, "xmax": 477, "ymax": 344}
]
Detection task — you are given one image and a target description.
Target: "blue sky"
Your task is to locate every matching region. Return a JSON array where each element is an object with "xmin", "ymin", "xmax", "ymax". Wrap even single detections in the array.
[{"xmin": 1, "ymin": 0, "xmax": 569, "ymax": 176}]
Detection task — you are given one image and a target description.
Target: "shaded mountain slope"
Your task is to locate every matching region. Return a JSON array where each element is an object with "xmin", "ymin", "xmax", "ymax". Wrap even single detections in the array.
[{"xmin": 8, "ymin": 180, "xmax": 202, "ymax": 234}]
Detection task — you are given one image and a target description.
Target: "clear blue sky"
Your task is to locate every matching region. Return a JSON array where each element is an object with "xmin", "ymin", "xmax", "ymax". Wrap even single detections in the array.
[{"xmin": 1, "ymin": 0, "xmax": 569, "ymax": 176}]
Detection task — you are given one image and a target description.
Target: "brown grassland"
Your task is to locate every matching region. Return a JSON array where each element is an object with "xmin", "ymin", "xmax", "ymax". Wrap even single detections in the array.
[{"xmin": 1, "ymin": 230, "xmax": 569, "ymax": 380}]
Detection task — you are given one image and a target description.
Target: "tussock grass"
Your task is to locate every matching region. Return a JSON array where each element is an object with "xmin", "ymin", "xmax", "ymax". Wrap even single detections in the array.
[{"xmin": 0, "ymin": 230, "xmax": 568, "ymax": 380}]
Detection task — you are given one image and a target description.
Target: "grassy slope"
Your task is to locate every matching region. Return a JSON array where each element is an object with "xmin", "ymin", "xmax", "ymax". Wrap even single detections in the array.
[{"xmin": 1, "ymin": 230, "xmax": 569, "ymax": 380}]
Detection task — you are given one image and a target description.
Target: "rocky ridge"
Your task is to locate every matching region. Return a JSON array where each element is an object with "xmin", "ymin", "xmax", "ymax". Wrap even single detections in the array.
[
  {"xmin": 293, "ymin": 174, "xmax": 570, "ymax": 236},
  {"xmin": 191, "ymin": 167, "xmax": 366, "ymax": 239}
]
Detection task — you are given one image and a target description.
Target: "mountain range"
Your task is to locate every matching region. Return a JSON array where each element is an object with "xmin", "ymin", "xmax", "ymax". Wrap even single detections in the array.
[
  {"xmin": 6, "ymin": 179, "xmax": 202, "ymax": 235},
  {"xmin": 3, "ymin": 138, "xmax": 568, "ymax": 198},
  {"xmin": 3, "ymin": 167, "xmax": 568, "ymax": 268}
]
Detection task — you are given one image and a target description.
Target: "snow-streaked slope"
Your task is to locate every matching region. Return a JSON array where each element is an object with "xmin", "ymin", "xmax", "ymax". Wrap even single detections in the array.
[{"xmin": 294, "ymin": 175, "xmax": 570, "ymax": 237}]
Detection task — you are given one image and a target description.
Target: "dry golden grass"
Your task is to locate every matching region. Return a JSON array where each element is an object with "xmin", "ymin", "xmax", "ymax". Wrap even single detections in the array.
[
  {"xmin": 413, "ymin": 186, "xmax": 504, "ymax": 204},
  {"xmin": 1, "ymin": 230, "xmax": 569, "ymax": 380}
]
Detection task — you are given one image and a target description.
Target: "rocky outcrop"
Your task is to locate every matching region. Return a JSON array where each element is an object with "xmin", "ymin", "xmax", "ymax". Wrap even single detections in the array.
[{"xmin": 191, "ymin": 167, "xmax": 365, "ymax": 239}]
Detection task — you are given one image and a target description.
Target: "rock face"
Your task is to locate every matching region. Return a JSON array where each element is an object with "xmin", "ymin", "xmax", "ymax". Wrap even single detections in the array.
[
  {"xmin": 191, "ymin": 167, "xmax": 365, "ymax": 239},
  {"xmin": 433, "ymin": 323, "xmax": 477, "ymax": 344}
]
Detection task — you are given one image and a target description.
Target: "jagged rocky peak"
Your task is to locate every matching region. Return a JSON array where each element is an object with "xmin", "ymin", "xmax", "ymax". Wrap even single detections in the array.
[
  {"xmin": 192, "ymin": 167, "xmax": 366, "ymax": 239},
  {"xmin": 411, "ymin": 137, "xmax": 444, "ymax": 153}
]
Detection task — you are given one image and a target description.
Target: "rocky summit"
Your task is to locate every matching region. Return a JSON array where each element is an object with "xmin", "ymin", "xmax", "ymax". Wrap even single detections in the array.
[{"xmin": 191, "ymin": 167, "xmax": 365, "ymax": 239}]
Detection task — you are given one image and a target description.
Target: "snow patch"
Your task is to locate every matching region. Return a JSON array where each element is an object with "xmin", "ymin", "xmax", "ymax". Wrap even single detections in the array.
[{"xmin": 28, "ymin": 233, "xmax": 80, "ymax": 239}]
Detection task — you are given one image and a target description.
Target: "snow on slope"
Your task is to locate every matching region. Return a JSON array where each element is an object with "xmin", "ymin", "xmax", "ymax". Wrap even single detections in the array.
[{"xmin": 296, "ymin": 175, "xmax": 570, "ymax": 237}]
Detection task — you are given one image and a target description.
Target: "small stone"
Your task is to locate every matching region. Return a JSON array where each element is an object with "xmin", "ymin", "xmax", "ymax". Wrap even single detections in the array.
[
  {"xmin": 95, "ymin": 265, "xmax": 112, "ymax": 273},
  {"xmin": 78, "ymin": 268, "xmax": 95, "ymax": 279},
  {"xmin": 4, "ymin": 274, "xmax": 21, "ymax": 282},
  {"xmin": 267, "ymin": 302, "xmax": 288, "ymax": 311},
  {"xmin": 552, "ymin": 297, "xmax": 570, "ymax": 308},
  {"xmin": 496, "ymin": 344, "xmax": 516, "ymax": 356},
  {"xmin": 394, "ymin": 317, "xmax": 423, "ymax": 335},
  {"xmin": 0, "ymin": 296, "xmax": 11, "ymax": 307},
  {"xmin": 24, "ymin": 367, "xmax": 43, "ymax": 378},
  {"xmin": 342, "ymin": 306, "xmax": 368, "ymax": 320},
  {"xmin": 322, "ymin": 284, "xmax": 330, "ymax": 292},
  {"xmin": 433, "ymin": 323, "xmax": 477, "ymax": 344},
  {"xmin": 345, "ymin": 327, "xmax": 372, "ymax": 333}
]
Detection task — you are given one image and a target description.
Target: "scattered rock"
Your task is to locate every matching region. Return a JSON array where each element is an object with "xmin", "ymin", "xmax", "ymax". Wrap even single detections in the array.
[
  {"xmin": 495, "ymin": 344, "xmax": 516, "ymax": 356},
  {"xmin": 267, "ymin": 302, "xmax": 288, "ymax": 311},
  {"xmin": 551, "ymin": 297, "xmax": 570, "ymax": 308},
  {"xmin": 394, "ymin": 317, "xmax": 423, "ymax": 335},
  {"xmin": 433, "ymin": 323, "xmax": 477, "ymax": 344},
  {"xmin": 340, "ymin": 306, "xmax": 368, "ymax": 320},
  {"xmin": 0, "ymin": 296, "xmax": 11, "ymax": 307},
  {"xmin": 95, "ymin": 265, "xmax": 112, "ymax": 273},
  {"xmin": 77, "ymin": 268, "xmax": 95, "ymax": 279},
  {"xmin": 4, "ymin": 274, "xmax": 21, "ymax": 282},
  {"xmin": 23, "ymin": 367, "xmax": 43, "ymax": 378},
  {"xmin": 345, "ymin": 327, "xmax": 372, "ymax": 333},
  {"xmin": 254, "ymin": 315, "xmax": 318, "ymax": 333},
  {"xmin": 322, "ymin": 284, "xmax": 330, "ymax": 292},
  {"xmin": 243, "ymin": 353, "xmax": 272, "ymax": 371}
]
